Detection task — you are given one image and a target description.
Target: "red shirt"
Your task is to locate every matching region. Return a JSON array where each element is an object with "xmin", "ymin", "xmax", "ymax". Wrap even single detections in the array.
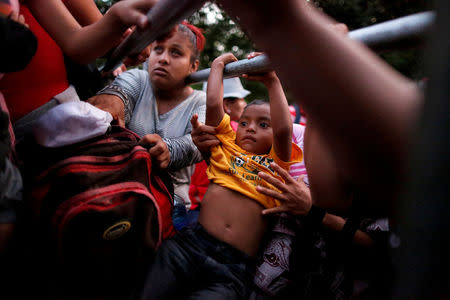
[
  {"xmin": 188, "ymin": 160, "xmax": 209, "ymax": 210},
  {"xmin": 0, "ymin": 4, "xmax": 68, "ymax": 122}
]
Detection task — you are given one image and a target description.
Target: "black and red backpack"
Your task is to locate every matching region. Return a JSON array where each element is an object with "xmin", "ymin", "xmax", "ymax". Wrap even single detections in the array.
[{"xmin": 19, "ymin": 125, "xmax": 175, "ymax": 298}]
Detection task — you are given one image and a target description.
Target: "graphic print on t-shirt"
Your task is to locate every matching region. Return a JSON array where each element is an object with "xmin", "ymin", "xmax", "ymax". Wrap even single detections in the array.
[{"xmin": 228, "ymin": 153, "xmax": 276, "ymax": 187}]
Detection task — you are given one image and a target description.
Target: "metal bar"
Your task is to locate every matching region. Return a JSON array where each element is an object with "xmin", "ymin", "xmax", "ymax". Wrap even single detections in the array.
[
  {"xmin": 348, "ymin": 11, "xmax": 435, "ymax": 50},
  {"xmin": 185, "ymin": 11, "xmax": 435, "ymax": 85},
  {"xmin": 102, "ymin": 0, "xmax": 207, "ymax": 72},
  {"xmin": 185, "ymin": 54, "xmax": 272, "ymax": 85}
]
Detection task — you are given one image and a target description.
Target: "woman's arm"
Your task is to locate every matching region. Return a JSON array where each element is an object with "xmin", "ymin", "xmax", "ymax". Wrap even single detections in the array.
[
  {"xmin": 88, "ymin": 68, "xmax": 147, "ymax": 126},
  {"xmin": 62, "ymin": 0, "xmax": 150, "ymax": 71},
  {"xmin": 163, "ymin": 103, "xmax": 208, "ymax": 170},
  {"xmin": 139, "ymin": 130, "xmax": 204, "ymax": 170},
  {"xmin": 62, "ymin": 0, "xmax": 102, "ymax": 26},
  {"xmin": 322, "ymin": 213, "xmax": 374, "ymax": 247},
  {"xmin": 163, "ymin": 134, "xmax": 204, "ymax": 170},
  {"xmin": 244, "ymin": 52, "xmax": 292, "ymax": 162},
  {"xmin": 27, "ymin": 0, "xmax": 156, "ymax": 64}
]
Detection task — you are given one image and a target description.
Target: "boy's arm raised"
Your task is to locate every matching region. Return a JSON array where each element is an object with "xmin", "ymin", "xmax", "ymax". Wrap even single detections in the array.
[
  {"xmin": 244, "ymin": 53, "xmax": 292, "ymax": 162},
  {"xmin": 205, "ymin": 53, "xmax": 237, "ymax": 127},
  {"xmin": 267, "ymin": 75, "xmax": 292, "ymax": 162}
]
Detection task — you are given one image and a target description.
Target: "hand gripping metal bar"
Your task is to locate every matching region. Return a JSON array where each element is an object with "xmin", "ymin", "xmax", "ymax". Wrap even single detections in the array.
[{"xmin": 185, "ymin": 54, "xmax": 272, "ymax": 85}]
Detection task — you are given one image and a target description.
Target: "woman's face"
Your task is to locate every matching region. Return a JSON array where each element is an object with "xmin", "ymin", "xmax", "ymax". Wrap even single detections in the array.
[{"xmin": 148, "ymin": 31, "xmax": 199, "ymax": 90}]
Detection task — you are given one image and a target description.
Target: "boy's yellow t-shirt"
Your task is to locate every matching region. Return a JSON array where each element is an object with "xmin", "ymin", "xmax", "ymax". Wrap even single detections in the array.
[{"xmin": 206, "ymin": 114, "xmax": 303, "ymax": 209}]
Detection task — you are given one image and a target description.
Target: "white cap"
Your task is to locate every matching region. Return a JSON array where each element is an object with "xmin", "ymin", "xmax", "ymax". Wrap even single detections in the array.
[{"xmin": 202, "ymin": 77, "xmax": 251, "ymax": 99}]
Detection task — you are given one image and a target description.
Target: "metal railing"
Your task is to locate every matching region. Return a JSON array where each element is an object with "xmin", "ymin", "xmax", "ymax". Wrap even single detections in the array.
[
  {"xmin": 185, "ymin": 11, "xmax": 435, "ymax": 84},
  {"xmin": 101, "ymin": 0, "xmax": 435, "ymax": 81}
]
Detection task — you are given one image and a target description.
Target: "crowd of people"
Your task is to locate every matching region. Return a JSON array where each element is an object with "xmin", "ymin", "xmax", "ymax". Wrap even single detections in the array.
[{"xmin": 1, "ymin": 0, "xmax": 448, "ymax": 299}]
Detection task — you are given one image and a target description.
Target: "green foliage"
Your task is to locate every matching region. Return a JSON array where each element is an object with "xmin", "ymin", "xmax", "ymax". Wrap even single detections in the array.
[
  {"xmin": 187, "ymin": 4, "xmax": 254, "ymax": 68},
  {"xmin": 313, "ymin": 0, "xmax": 430, "ymax": 78},
  {"xmin": 94, "ymin": 0, "xmax": 116, "ymax": 14},
  {"xmin": 314, "ymin": 0, "xmax": 430, "ymax": 29}
]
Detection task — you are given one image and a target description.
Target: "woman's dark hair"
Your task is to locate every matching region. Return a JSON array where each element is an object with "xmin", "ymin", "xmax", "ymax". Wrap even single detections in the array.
[
  {"xmin": 156, "ymin": 21, "xmax": 205, "ymax": 63},
  {"xmin": 178, "ymin": 21, "xmax": 205, "ymax": 62}
]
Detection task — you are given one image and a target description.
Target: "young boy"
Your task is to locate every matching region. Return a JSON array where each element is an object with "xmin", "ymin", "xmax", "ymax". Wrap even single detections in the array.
[{"xmin": 140, "ymin": 52, "xmax": 302, "ymax": 300}]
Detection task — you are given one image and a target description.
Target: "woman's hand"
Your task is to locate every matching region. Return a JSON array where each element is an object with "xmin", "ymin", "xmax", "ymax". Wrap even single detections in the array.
[
  {"xmin": 106, "ymin": 0, "xmax": 158, "ymax": 30},
  {"xmin": 190, "ymin": 114, "xmax": 219, "ymax": 153},
  {"xmin": 139, "ymin": 134, "xmax": 170, "ymax": 169},
  {"xmin": 257, "ymin": 162, "xmax": 312, "ymax": 216},
  {"xmin": 120, "ymin": 27, "xmax": 151, "ymax": 66},
  {"xmin": 123, "ymin": 45, "xmax": 151, "ymax": 66},
  {"xmin": 86, "ymin": 94, "xmax": 125, "ymax": 126},
  {"xmin": 112, "ymin": 64, "xmax": 127, "ymax": 77}
]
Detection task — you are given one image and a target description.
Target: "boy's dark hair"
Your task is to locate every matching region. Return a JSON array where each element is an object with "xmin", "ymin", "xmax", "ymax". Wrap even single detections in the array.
[{"xmin": 244, "ymin": 99, "xmax": 269, "ymax": 111}]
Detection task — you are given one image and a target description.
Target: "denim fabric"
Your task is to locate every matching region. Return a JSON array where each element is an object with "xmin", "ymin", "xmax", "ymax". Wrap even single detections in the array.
[
  {"xmin": 172, "ymin": 203, "xmax": 189, "ymax": 231},
  {"xmin": 140, "ymin": 223, "xmax": 256, "ymax": 300},
  {"xmin": 187, "ymin": 208, "xmax": 200, "ymax": 227}
]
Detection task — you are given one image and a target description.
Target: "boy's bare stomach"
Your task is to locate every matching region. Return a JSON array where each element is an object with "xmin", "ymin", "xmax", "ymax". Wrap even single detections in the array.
[{"xmin": 198, "ymin": 183, "xmax": 268, "ymax": 257}]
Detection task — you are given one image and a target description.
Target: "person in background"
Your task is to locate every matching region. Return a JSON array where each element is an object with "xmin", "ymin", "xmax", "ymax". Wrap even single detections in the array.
[
  {"xmin": 203, "ymin": 77, "xmax": 250, "ymax": 130},
  {"xmin": 291, "ymin": 103, "xmax": 307, "ymax": 125}
]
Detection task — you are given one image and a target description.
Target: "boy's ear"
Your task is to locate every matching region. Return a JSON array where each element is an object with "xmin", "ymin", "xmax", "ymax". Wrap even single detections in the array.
[{"xmin": 190, "ymin": 59, "xmax": 199, "ymax": 73}]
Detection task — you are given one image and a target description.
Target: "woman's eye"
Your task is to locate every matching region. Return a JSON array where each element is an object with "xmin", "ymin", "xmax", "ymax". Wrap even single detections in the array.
[
  {"xmin": 171, "ymin": 49, "xmax": 182, "ymax": 56},
  {"xmin": 153, "ymin": 46, "xmax": 163, "ymax": 53}
]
